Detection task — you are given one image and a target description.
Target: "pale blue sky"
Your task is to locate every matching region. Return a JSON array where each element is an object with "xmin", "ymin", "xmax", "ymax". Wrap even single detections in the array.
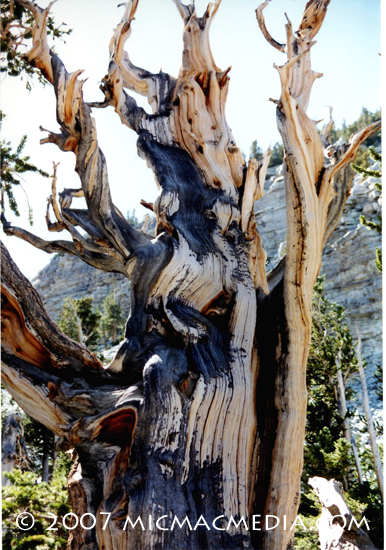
[{"xmin": 1, "ymin": 0, "xmax": 382, "ymax": 278}]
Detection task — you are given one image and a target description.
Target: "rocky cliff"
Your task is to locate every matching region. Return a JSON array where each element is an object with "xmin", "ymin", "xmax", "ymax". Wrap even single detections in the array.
[
  {"xmin": 33, "ymin": 253, "xmax": 130, "ymax": 320},
  {"xmin": 255, "ymin": 160, "xmax": 382, "ymax": 405},
  {"xmin": 32, "ymin": 161, "xmax": 382, "ymax": 406}
]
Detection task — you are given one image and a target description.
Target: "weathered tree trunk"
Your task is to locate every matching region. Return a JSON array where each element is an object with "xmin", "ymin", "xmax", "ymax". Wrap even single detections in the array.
[
  {"xmin": 309, "ymin": 477, "xmax": 377, "ymax": 550},
  {"xmin": 1, "ymin": 413, "xmax": 28, "ymax": 486},
  {"xmin": 1, "ymin": 1, "xmax": 380, "ymax": 549}
]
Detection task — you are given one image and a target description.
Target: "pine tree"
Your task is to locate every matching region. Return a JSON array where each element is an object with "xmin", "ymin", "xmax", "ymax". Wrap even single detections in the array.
[
  {"xmin": 0, "ymin": 112, "xmax": 50, "ymax": 225},
  {"xmin": 57, "ymin": 297, "xmax": 80, "ymax": 342},
  {"xmin": 303, "ymin": 277, "xmax": 359, "ymax": 487},
  {"xmin": 101, "ymin": 290, "xmax": 125, "ymax": 345},
  {"xmin": 58, "ymin": 296, "xmax": 101, "ymax": 348},
  {"xmin": 268, "ymin": 142, "xmax": 284, "ymax": 167},
  {"xmin": 327, "ymin": 107, "xmax": 381, "ymax": 169},
  {"xmin": 249, "ymin": 139, "xmax": 263, "ymax": 161},
  {"xmin": 73, "ymin": 296, "xmax": 101, "ymax": 347},
  {"xmin": 2, "ymin": 456, "xmax": 71, "ymax": 550}
]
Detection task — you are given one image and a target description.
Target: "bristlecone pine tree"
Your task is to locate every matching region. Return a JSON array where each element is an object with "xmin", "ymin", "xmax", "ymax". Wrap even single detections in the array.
[{"xmin": 0, "ymin": 1, "xmax": 381, "ymax": 549}]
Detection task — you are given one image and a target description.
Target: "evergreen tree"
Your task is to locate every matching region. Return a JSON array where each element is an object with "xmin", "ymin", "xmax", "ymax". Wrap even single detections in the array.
[
  {"xmin": 327, "ymin": 107, "xmax": 381, "ymax": 169},
  {"xmin": 249, "ymin": 139, "xmax": 263, "ymax": 161},
  {"xmin": 303, "ymin": 277, "xmax": 358, "ymax": 486},
  {"xmin": 2, "ymin": 455, "xmax": 71, "ymax": 550},
  {"xmin": 58, "ymin": 297, "xmax": 79, "ymax": 342},
  {"xmin": 0, "ymin": 112, "xmax": 50, "ymax": 224},
  {"xmin": 22, "ymin": 416, "xmax": 55, "ymax": 482},
  {"xmin": 101, "ymin": 290, "xmax": 126, "ymax": 345},
  {"xmin": 58, "ymin": 296, "xmax": 101, "ymax": 348},
  {"xmin": 268, "ymin": 142, "xmax": 284, "ymax": 167},
  {"xmin": 126, "ymin": 208, "xmax": 142, "ymax": 229},
  {"xmin": 73, "ymin": 296, "xmax": 101, "ymax": 347}
]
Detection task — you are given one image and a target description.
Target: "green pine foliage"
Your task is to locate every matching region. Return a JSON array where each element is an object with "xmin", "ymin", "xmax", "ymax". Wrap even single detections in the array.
[
  {"xmin": 1, "ymin": 1, "xmax": 70, "ymax": 225},
  {"xmin": 374, "ymin": 364, "xmax": 382, "ymax": 402},
  {"xmin": 302, "ymin": 277, "xmax": 358, "ymax": 499},
  {"xmin": 268, "ymin": 142, "xmax": 284, "ymax": 167},
  {"xmin": 126, "ymin": 209, "xmax": 142, "ymax": 229},
  {"xmin": 72, "ymin": 296, "xmax": 101, "ymax": 347},
  {"xmin": 250, "ymin": 140, "xmax": 263, "ymax": 161},
  {"xmin": 57, "ymin": 298, "xmax": 79, "ymax": 342},
  {"xmin": 1, "ymin": 1, "xmax": 71, "ymax": 89},
  {"xmin": 2, "ymin": 456, "xmax": 71, "ymax": 550},
  {"xmin": 249, "ymin": 140, "xmax": 284, "ymax": 167},
  {"xmin": 101, "ymin": 290, "xmax": 126, "ymax": 346},
  {"xmin": 22, "ymin": 416, "xmax": 55, "ymax": 478},
  {"xmin": 58, "ymin": 296, "xmax": 101, "ymax": 349},
  {"xmin": 0, "ymin": 112, "xmax": 50, "ymax": 224},
  {"xmin": 58, "ymin": 293, "xmax": 125, "ymax": 349}
]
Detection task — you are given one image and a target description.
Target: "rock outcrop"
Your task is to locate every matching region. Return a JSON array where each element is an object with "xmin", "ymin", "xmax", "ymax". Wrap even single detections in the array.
[
  {"xmin": 33, "ymin": 254, "xmax": 130, "ymax": 320},
  {"xmin": 256, "ymin": 160, "xmax": 382, "ymax": 405}
]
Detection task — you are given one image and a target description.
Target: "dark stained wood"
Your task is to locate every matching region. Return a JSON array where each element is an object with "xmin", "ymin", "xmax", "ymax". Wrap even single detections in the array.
[{"xmin": 1, "ymin": 1, "xmax": 381, "ymax": 549}]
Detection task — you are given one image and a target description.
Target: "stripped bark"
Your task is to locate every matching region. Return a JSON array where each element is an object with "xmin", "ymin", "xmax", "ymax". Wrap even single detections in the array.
[
  {"xmin": 1, "ymin": 413, "xmax": 29, "ymax": 485},
  {"xmin": 253, "ymin": 1, "xmax": 379, "ymax": 548},
  {"xmin": 1, "ymin": 1, "xmax": 381, "ymax": 549},
  {"xmin": 309, "ymin": 477, "xmax": 377, "ymax": 550}
]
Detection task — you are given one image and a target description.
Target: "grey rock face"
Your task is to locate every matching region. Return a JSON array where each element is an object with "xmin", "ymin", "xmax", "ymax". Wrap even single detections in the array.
[
  {"xmin": 32, "ymin": 254, "xmax": 131, "ymax": 320},
  {"xmin": 255, "ymin": 163, "xmax": 382, "ymax": 410}
]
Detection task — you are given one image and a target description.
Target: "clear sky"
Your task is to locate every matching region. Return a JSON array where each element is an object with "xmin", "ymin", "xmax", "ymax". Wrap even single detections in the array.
[{"xmin": 1, "ymin": 0, "xmax": 382, "ymax": 279}]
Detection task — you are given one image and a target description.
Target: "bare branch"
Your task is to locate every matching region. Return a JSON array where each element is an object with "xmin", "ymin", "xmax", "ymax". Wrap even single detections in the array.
[
  {"xmin": 103, "ymin": 0, "xmax": 176, "ymax": 115},
  {"xmin": 256, "ymin": 1, "xmax": 286, "ymax": 52},
  {"xmin": 172, "ymin": 0, "xmax": 195, "ymax": 22},
  {"xmin": 2, "ymin": 223, "xmax": 126, "ymax": 274},
  {"xmin": 12, "ymin": 2, "xmax": 150, "ymax": 262},
  {"xmin": 241, "ymin": 147, "xmax": 271, "ymax": 293},
  {"xmin": 320, "ymin": 105, "xmax": 334, "ymax": 148},
  {"xmin": 324, "ymin": 119, "xmax": 381, "ymax": 188},
  {"xmin": 15, "ymin": 0, "xmax": 56, "ymax": 82},
  {"xmin": 1, "ymin": 241, "xmax": 102, "ymax": 372}
]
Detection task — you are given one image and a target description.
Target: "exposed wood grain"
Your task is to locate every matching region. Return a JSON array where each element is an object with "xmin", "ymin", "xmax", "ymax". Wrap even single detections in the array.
[
  {"xmin": 309, "ymin": 477, "xmax": 377, "ymax": 550},
  {"xmin": 2, "ymin": 1, "xmax": 380, "ymax": 549}
]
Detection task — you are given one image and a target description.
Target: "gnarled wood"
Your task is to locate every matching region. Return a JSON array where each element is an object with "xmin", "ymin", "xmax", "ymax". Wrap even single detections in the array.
[
  {"xmin": 1, "ymin": 413, "xmax": 29, "ymax": 485},
  {"xmin": 1, "ymin": 1, "xmax": 381, "ymax": 549},
  {"xmin": 309, "ymin": 477, "xmax": 377, "ymax": 550},
  {"xmin": 253, "ymin": 3, "xmax": 380, "ymax": 549}
]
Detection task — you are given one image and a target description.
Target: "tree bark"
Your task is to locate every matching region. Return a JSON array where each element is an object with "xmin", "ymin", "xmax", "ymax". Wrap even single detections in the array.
[
  {"xmin": 1, "ymin": 413, "xmax": 28, "ymax": 485},
  {"xmin": 1, "ymin": 1, "xmax": 381, "ymax": 549},
  {"xmin": 309, "ymin": 477, "xmax": 377, "ymax": 550}
]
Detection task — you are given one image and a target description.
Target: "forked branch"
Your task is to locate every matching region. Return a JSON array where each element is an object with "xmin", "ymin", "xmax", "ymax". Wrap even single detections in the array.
[{"xmin": 6, "ymin": 0, "xmax": 150, "ymax": 272}]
